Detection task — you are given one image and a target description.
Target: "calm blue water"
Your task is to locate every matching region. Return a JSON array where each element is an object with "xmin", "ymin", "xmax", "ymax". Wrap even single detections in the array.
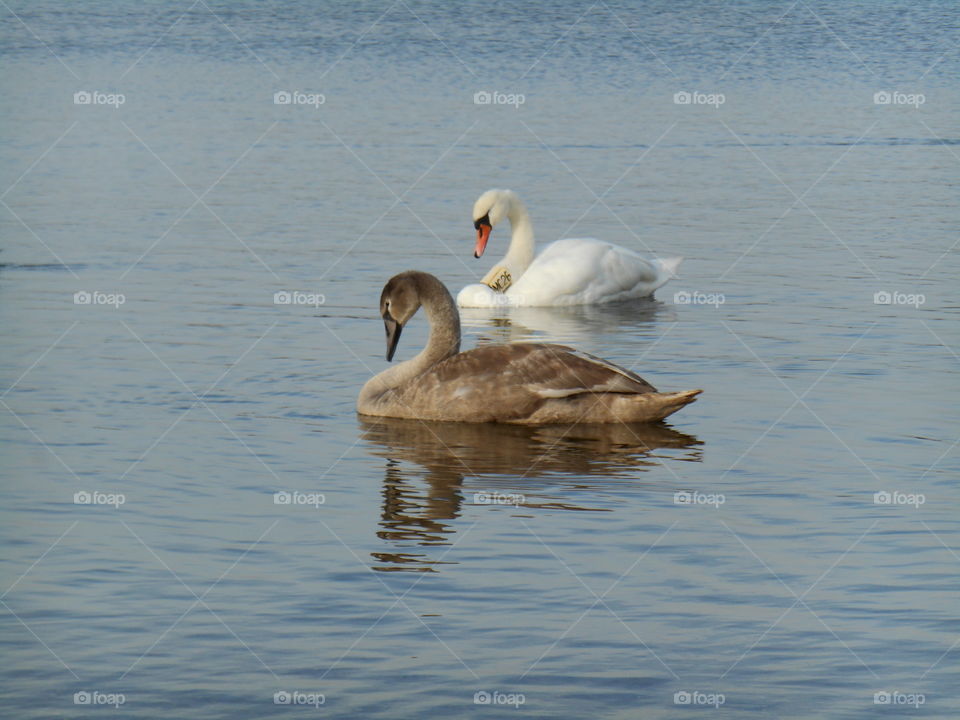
[{"xmin": 1, "ymin": 1, "xmax": 958, "ymax": 718}]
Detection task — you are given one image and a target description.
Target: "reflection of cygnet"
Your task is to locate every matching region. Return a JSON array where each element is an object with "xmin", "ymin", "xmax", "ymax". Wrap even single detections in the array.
[
  {"xmin": 360, "ymin": 415, "xmax": 702, "ymax": 481},
  {"xmin": 361, "ymin": 416, "xmax": 702, "ymax": 573}
]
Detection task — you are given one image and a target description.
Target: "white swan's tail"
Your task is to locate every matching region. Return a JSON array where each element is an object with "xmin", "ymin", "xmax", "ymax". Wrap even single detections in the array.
[{"xmin": 656, "ymin": 256, "xmax": 684, "ymax": 279}]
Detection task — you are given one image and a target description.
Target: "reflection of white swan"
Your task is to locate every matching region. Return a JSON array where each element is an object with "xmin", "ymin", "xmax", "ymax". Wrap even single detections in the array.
[
  {"xmin": 357, "ymin": 271, "xmax": 702, "ymax": 424},
  {"xmin": 459, "ymin": 299, "xmax": 668, "ymax": 345},
  {"xmin": 457, "ymin": 189, "xmax": 682, "ymax": 308}
]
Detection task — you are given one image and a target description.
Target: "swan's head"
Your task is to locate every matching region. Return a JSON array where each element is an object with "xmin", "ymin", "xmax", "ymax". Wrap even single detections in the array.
[
  {"xmin": 472, "ymin": 189, "xmax": 519, "ymax": 258},
  {"xmin": 379, "ymin": 272, "xmax": 425, "ymax": 361}
]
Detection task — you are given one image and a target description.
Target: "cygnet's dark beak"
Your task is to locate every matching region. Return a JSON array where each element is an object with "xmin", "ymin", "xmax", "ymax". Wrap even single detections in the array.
[{"xmin": 383, "ymin": 310, "xmax": 402, "ymax": 361}]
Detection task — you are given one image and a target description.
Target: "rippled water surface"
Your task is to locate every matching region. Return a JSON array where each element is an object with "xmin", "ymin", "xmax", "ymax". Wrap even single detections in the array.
[{"xmin": 2, "ymin": 1, "xmax": 958, "ymax": 718}]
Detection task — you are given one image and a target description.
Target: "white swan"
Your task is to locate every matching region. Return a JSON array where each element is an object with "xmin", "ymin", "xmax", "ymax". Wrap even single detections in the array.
[
  {"xmin": 457, "ymin": 189, "xmax": 682, "ymax": 308},
  {"xmin": 358, "ymin": 271, "xmax": 701, "ymax": 424}
]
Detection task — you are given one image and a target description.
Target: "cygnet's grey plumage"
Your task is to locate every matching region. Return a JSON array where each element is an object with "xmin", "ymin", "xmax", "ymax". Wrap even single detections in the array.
[{"xmin": 358, "ymin": 271, "xmax": 701, "ymax": 424}]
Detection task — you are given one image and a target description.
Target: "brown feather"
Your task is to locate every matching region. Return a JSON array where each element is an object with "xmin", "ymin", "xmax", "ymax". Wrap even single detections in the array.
[{"xmin": 358, "ymin": 271, "xmax": 701, "ymax": 424}]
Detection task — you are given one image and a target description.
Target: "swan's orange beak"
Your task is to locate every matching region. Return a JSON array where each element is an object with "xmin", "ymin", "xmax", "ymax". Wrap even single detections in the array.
[{"xmin": 474, "ymin": 223, "xmax": 491, "ymax": 258}]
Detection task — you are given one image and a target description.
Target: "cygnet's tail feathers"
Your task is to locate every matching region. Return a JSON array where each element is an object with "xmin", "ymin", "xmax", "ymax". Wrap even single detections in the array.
[{"xmin": 650, "ymin": 389, "xmax": 701, "ymax": 421}]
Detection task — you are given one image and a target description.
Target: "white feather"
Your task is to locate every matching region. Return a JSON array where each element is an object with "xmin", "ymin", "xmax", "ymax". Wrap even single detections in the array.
[{"xmin": 458, "ymin": 190, "xmax": 681, "ymax": 308}]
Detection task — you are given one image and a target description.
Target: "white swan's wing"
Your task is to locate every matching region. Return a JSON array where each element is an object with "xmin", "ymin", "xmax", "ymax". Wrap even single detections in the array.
[{"xmin": 510, "ymin": 238, "xmax": 674, "ymax": 306}]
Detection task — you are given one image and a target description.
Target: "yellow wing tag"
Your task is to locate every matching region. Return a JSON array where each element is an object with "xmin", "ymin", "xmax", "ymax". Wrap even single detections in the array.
[{"xmin": 481, "ymin": 265, "xmax": 513, "ymax": 292}]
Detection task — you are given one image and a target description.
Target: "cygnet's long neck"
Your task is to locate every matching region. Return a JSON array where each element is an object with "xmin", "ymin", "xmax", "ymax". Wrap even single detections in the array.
[
  {"xmin": 501, "ymin": 196, "xmax": 535, "ymax": 276},
  {"xmin": 413, "ymin": 274, "xmax": 462, "ymax": 369},
  {"xmin": 359, "ymin": 274, "xmax": 461, "ymax": 406}
]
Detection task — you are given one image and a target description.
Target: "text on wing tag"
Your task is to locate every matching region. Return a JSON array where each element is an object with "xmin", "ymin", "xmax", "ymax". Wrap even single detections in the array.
[{"xmin": 482, "ymin": 266, "xmax": 513, "ymax": 292}]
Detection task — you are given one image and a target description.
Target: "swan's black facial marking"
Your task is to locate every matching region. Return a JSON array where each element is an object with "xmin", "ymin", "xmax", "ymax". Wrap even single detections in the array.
[{"xmin": 474, "ymin": 212, "xmax": 491, "ymax": 230}]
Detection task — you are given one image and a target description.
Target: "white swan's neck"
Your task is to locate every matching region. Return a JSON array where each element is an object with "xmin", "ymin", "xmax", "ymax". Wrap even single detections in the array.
[
  {"xmin": 501, "ymin": 196, "xmax": 535, "ymax": 277},
  {"xmin": 359, "ymin": 277, "xmax": 461, "ymax": 408}
]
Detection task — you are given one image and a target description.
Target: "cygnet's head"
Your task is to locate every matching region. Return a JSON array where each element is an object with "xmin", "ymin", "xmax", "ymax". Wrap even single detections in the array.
[
  {"xmin": 379, "ymin": 271, "xmax": 424, "ymax": 361},
  {"xmin": 378, "ymin": 271, "xmax": 458, "ymax": 361}
]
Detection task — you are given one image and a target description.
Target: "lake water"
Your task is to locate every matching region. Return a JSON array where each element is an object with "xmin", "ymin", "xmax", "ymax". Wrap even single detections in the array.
[{"xmin": 1, "ymin": 1, "xmax": 958, "ymax": 717}]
